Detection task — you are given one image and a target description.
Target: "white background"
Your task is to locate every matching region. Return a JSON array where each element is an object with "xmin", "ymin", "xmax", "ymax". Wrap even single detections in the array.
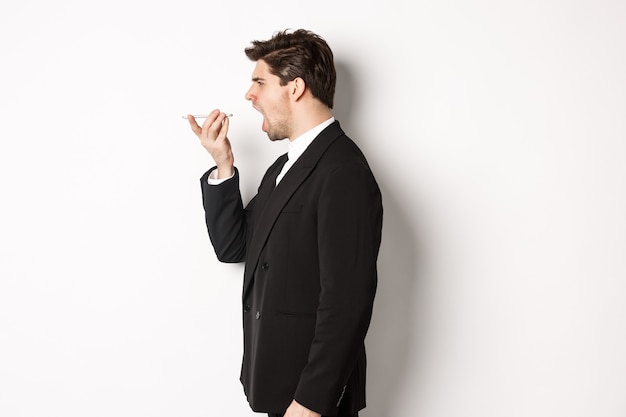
[{"xmin": 1, "ymin": 1, "xmax": 625, "ymax": 416}]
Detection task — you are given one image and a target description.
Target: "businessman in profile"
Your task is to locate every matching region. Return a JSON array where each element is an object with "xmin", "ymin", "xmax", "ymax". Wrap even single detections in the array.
[{"xmin": 187, "ymin": 29, "xmax": 383, "ymax": 417}]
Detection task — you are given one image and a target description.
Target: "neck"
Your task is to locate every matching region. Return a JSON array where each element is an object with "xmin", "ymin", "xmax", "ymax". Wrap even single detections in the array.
[{"xmin": 288, "ymin": 105, "xmax": 333, "ymax": 141}]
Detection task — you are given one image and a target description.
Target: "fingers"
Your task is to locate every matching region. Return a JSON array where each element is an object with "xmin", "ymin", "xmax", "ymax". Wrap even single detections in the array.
[
  {"xmin": 219, "ymin": 114, "xmax": 230, "ymax": 140},
  {"xmin": 187, "ymin": 110, "xmax": 228, "ymax": 138},
  {"xmin": 200, "ymin": 109, "xmax": 221, "ymax": 133},
  {"xmin": 202, "ymin": 110, "xmax": 229, "ymax": 143},
  {"xmin": 187, "ymin": 109, "xmax": 232, "ymax": 169},
  {"xmin": 187, "ymin": 114, "xmax": 202, "ymax": 137}
]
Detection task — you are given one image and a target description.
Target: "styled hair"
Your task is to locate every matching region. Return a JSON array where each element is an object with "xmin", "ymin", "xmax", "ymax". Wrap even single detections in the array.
[{"xmin": 245, "ymin": 29, "xmax": 336, "ymax": 109}]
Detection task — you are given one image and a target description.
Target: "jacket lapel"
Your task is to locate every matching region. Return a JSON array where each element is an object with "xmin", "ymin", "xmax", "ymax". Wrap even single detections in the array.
[
  {"xmin": 242, "ymin": 121, "xmax": 345, "ymax": 298},
  {"xmin": 251, "ymin": 153, "xmax": 289, "ymax": 222}
]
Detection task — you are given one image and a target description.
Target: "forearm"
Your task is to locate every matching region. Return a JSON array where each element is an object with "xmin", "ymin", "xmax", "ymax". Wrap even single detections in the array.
[{"xmin": 200, "ymin": 167, "xmax": 247, "ymax": 263}]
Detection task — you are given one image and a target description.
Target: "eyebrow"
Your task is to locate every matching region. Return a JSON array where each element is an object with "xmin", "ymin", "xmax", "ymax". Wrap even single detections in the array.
[{"xmin": 252, "ymin": 77, "xmax": 265, "ymax": 82}]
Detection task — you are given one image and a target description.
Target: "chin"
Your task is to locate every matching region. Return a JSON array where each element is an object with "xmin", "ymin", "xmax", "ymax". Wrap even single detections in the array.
[
  {"xmin": 266, "ymin": 126, "xmax": 289, "ymax": 142},
  {"xmin": 267, "ymin": 133, "xmax": 288, "ymax": 142}
]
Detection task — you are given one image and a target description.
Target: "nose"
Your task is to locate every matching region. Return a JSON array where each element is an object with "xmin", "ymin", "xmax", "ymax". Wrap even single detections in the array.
[{"xmin": 245, "ymin": 86, "xmax": 255, "ymax": 102}]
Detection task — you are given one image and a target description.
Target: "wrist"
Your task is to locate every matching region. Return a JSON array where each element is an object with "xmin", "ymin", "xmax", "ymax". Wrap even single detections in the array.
[{"xmin": 215, "ymin": 164, "xmax": 234, "ymax": 179}]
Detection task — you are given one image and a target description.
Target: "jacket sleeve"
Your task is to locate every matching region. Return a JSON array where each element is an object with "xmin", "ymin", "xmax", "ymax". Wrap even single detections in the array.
[
  {"xmin": 200, "ymin": 167, "xmax": 248, "ymax": 263},
  {"xmin": 293, "ymin": 160, "xmax": 383, "ymax": 415}
]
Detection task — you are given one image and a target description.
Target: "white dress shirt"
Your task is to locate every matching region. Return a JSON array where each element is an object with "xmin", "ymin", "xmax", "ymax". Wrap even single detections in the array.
[{"xmin": 207, "ymin": 117, "xmax": 335, "ymax": 186}]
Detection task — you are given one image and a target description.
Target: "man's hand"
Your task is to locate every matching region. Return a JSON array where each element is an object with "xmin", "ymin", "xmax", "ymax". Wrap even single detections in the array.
[
  {"xmin": 283, "ymin": 400, "xmax": 321, "ymax": 417},
  {"xmin": 187, "ymin": 109, "xmax": 234, "ymax": 178}
]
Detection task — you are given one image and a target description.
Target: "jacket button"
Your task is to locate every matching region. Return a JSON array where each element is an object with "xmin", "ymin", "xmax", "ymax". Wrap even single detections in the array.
[
  {"xmin": 244, "ymin": 304, "xmax": 251, "ymax": 313},
  {"xmin": 261, "ymin": 262, "xmax": 269, "ymax": 271},
  {"xmin": 255, "ymin": 311, "xmax": 261, "ymax": 320}
]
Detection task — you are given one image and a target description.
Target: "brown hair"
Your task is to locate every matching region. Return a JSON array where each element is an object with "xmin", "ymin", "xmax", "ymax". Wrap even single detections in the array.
[{"xmin": 245, "ymin": 29, "xmax": 336, "ymax": 109}]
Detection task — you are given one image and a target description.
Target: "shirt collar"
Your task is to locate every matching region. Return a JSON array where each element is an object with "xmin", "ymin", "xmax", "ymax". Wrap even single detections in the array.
[{"xmin": 287, "ymin": 117, "xmax": 335, "ymax": 162}]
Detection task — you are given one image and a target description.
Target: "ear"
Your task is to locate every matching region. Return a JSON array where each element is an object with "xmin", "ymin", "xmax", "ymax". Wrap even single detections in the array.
[{"xmin": 290, "ymin": 77, "xmax": 306, "ymax": 101}]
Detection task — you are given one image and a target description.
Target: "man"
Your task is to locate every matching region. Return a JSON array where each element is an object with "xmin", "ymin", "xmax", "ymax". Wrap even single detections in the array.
[{"xmin": 187, "ymin": 29, "xmax": 383, "ymax": 417}]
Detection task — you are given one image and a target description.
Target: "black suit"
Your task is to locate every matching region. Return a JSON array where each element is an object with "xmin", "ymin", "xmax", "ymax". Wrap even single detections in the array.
[{"xmin": 200, "ymin": 121, "xmax": 383, "ymax": 416}]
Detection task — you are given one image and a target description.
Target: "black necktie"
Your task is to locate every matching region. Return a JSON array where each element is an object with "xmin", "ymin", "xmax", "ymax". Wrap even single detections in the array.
[{"xmin": 273, "ymin": 153, "xmax": 289, "ymax": 188}]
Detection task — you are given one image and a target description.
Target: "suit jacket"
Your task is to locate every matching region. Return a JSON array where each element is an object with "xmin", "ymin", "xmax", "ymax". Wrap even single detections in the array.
[{"xmin": 200, "ymin": 121, "xmax": 383, "ymax": 416}]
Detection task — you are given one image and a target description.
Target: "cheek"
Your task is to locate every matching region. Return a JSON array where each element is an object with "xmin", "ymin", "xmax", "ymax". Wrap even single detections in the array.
[{"xmin": 262, "ymin": 88, "xmax": 290, "ymax": 116}]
